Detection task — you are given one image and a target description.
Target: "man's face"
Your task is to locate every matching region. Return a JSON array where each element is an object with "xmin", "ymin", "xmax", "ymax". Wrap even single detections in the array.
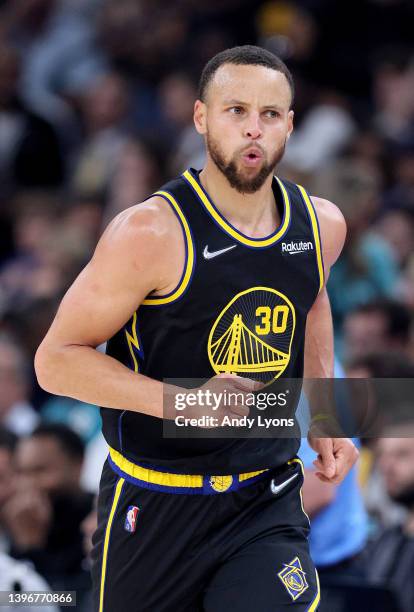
[
  {"xmin": 377, "ymin": 436, "xmax": 414, "ymax": 506},
  {"xmin": 343, "ymin": 311, "xmax": 387, "ymax": 361},
  {"xmin": 14, "ymin": 436, "xmax": 81, "ymax": 497},
  {"xmin": 194, "ymin": 64, "xmax": 293, "ymax": 193}
]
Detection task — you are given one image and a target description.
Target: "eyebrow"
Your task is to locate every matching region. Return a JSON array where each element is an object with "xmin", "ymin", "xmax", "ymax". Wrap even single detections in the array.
[{"xmin": 222, "ymin": 99, "xmax": 283, "ymax": 111}]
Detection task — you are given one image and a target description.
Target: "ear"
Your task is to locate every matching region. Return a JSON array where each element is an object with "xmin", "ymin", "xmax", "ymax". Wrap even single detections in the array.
[
  {"xmin": 287, "ymin": 109, "xmax": 294, "ymax": 139},
  {"xmin": 194, "ymin": 99, "xmax": 207, "ymax": 135}
]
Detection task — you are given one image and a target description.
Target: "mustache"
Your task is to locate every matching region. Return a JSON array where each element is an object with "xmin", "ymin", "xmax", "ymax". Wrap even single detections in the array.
[{"xmin": 239, "ymin": 144, "xmax": 265, "ymax": 156}]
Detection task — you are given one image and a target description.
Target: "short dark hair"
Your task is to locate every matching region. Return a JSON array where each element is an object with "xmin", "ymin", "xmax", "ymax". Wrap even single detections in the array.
[
  {"xmin": 351, "ymin": 299, "xmax": 412, "ymax": 343},
  {"xmin": 31, "ymin": 423, "xmax": 85, "ymax": 462},
  {"xmin": 198, "ymin": 45, "xmax": 294, "ymax": 106}
]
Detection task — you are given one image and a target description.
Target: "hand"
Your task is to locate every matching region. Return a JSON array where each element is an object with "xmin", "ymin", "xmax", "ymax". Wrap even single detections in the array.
[
  {"xmin": 2, "ymin": 489, "xmax": 52, "ymax": 550},
  {"xmin": 164, "ymin": 373, "xmax": 262, "ymax": 427},
  {"xmin": 307, "ymin": 433, "xmax": 359, "ymax": 484},
  {"xmin": 199, "ymin": 373, "xmax": 261, "ymax": 420}
]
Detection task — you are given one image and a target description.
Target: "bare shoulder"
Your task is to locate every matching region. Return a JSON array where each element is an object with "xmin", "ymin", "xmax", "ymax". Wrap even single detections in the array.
[
  {"xmin": 311, "ymin": 196, "xmax": 347, "ymax": 268},
  {"xmin": 86, "ymin": 194, "xmax": 185, "ymax": 300},
  {"xmin": 96, "ymin": 195, "xmax": 182, "ymax": 266},
  {"xmin": 100, "ymin": 196, "xmax": 180, "ymax": 251}
]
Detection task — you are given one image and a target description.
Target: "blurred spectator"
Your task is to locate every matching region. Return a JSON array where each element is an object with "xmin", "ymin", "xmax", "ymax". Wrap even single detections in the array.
[
  {"xmin": 0, "ymin": 194, "xmax": 64, "ymax": 315},
  {"xmin": 0, "ymin": 336, "xmax": 38, "ymax": 437},
  {"xmin": 2, "ymin": 423, "xmax": 93, "ymax": 608},
  {"xmin": 256, "ymin": 1, "xmax": 318, "ymax": 68},
  {"xmin": 0, "ymin": 296, "xmax": 61, "ymax": 389},
  {"xmin": 70, "ymin": 72, "xmax": 130, "ymax": 199},
  {"xmin": 0, "ymin": 426, "xmax": 17, "ymax": 551},
  {"xmin": 77, "ymin": 497, "xmax": 97, "ymax": 611},
  {"xmin": 105, "ymin": 137, "xmax": 160, "ymax": 223},
  {"xmin": 346, "ymin": 354, "xmax": 414, "ymax": 530},
  {"xmin": 96, "ymin": 0, "xmax": 143, "ymax": 71},
  {"xmin": 0, "ymin": 552, "xmax": 59, "ymax": 612},
  {"xmin": 382, "ymin": 146, "xmax": 414, "ymax": 214},
  {"xmin": 39, "ymin": 395, "xmax": 106, "ymax": 493},
  {"xmin": 283, "ymin": 93, "xmax": 356, "ymax": 174},
  {"xmin": 363, "ymin": 427, "xmax": 414, "ymax": 612},
  {"xmin": 158, "ymin": 72, "xmax": 204, "ymax": 174},
  {"xmin": 372, "ymin": 50, "xmax": 414, "ymax": 146},
  {"xmin": 0, "ymin": 42, "xmax": 63, "ymax": 201},
  {"xmin": 374, "ymin": 208, "xmax": 414, "ymax": 269},
  {"xmin": 342, "ymin": 299, "xmax": 412, "ymax": 364},
  {"xmin": 346, "ymin": 351, "xmax": 414, "ymax": 380},
  {"xmin": 314, "ymin": 158, "xmax": 400, "ymax": 342},
  {"xmin": 0, "ymin": 428, "xmax": 59, "ymax": 611},
  {"xmin": 2, "ymin": 0, "xmax": 107, "ymax": 137}
]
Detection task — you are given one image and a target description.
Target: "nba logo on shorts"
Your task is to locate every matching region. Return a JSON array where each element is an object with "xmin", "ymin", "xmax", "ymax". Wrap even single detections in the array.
[{"xmin": 124, "ymin": 506, "xmax": 140, "ymax": 533}]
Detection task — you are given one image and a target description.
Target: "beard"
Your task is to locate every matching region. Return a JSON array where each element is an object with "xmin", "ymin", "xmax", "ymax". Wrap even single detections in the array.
[{"xmin": 206, "ymin": 133, "xmax": 286, "ymax": 194}]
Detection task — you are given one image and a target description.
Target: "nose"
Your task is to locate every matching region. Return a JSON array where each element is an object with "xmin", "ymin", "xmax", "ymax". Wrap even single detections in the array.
[{"xmin": 244, "ymin": 113, "xmax": 262, "ymax": 140}]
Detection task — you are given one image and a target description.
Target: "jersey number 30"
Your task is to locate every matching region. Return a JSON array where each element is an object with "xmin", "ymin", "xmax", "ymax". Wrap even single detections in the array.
[{"xmin": 255, "ymin": 306, "xmax": 289, "ymax": 335}]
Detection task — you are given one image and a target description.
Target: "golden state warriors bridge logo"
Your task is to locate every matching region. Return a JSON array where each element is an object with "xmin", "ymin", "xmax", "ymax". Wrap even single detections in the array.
[{"xmin": 208, "ymin": 287, "xmax": 296, "ymax": 384}]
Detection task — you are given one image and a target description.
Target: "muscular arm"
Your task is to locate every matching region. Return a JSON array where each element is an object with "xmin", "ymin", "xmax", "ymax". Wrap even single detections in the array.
[
  {"xmin": 303, "ymin": 197, "xmax": 358, "ymax": 483},
  {"xmin": 304, "ymin": 197, "xmax": 345, "ymax": 380},
  {"xmin": 34, "ymin": 198, "xmax": 185, "ymax": 418}
]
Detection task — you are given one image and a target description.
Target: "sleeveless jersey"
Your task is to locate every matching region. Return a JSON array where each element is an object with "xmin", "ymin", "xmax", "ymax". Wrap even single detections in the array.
[{"xmin": 102, "ymin": 168, "xmax": 324, "ymax": 474}]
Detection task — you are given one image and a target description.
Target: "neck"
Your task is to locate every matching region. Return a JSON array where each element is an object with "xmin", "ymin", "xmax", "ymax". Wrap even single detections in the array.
[{"xmin": 198, "ymin": 157, "xmax": 279, "ymax": 238}]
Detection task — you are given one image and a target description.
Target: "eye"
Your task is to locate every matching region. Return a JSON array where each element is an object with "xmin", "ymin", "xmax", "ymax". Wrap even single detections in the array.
[
  {"xmin": 264, "ymin": 110, "xmax": 279, "ymax": 119},
  {"xmin": 228, "ymin": 106, "xmax": 243, "ymax": 115}
]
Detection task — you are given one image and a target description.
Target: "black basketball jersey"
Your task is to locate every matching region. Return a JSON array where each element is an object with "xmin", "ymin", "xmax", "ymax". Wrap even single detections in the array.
[{"xmin": 101, "ymin": 168, "xmax": 324, "ymax": 474}]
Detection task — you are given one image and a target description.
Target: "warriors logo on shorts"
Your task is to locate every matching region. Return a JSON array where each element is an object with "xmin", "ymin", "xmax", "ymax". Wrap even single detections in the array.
[
  {"xmin": 209, "ymin": 475, "xmax": 233, "ymax": 492},
  {"xmin": 277, "ymin": 556, "xmax": 309, "ymax": 601}
]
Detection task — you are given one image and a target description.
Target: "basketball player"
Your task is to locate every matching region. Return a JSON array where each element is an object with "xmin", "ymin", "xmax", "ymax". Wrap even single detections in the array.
[{"xmin": 35, "ymin": 46, "xmax": 358, "ymax": 611}]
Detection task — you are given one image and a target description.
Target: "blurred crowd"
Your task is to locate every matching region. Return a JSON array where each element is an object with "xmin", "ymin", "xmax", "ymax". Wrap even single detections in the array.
[{"xmin": 0, "ymin": 0, "xmax": 413, "ymax": 610}]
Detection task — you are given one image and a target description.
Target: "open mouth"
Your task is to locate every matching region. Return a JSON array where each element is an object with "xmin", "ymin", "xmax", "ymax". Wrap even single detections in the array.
[{"xmin": 242, "ymin": 149, "xmax": 263, "ymax": 165}]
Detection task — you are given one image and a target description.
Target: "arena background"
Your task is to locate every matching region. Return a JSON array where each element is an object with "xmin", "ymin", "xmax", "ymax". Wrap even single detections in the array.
[{"xmin": 0, "ymin": 1, "xmax": 413, "ymax": 611}]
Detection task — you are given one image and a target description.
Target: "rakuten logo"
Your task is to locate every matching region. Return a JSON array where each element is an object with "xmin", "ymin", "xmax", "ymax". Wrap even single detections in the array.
[{"xmin": 281, "ymin": 240, "xmax": 314, "ymax": 254}]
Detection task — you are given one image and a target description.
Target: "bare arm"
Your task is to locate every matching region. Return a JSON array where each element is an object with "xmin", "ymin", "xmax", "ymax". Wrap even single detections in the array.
[
  {"xmin": 34, "ymin": 198, "xmax": 185, "ymax": 419},
  {"xmin": 302, "ymin": 468, "xmax": 336, "ymax": 517},
  {"xmin": 304, "ymin": 197, "xmax": 358, "ymax": 483},
  {"xmin": 304, "ymin": 197, "xmax": 346, "ymax": 380}
]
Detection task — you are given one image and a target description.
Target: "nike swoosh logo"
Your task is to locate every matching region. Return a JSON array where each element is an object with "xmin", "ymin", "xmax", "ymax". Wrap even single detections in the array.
[
  {"xmin": 270, "ymin": 472, "xmax": 299, "ymax": 495},
  {"xmin": 203, "ymin": 244, "xmax": 237, "ymax": 260}
]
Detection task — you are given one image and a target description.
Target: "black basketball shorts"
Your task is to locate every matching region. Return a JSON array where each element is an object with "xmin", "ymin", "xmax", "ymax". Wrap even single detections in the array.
[{"xmin": 91, "ymin": 451, "xmax": 320, "ymax": 611}]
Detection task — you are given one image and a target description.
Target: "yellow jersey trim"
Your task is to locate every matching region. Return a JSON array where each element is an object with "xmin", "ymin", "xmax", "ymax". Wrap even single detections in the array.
[
  {"xmin": 288, "ymin": 457, "xmax": 311, "ymax": 525},
  {"xmin": 142, "ymin": 190, "xmax": 194, "ymax": 305},
  {"xmin": 99, "ymin": 477, "xmax": 124, "ymax": 612},
  {"xmin": 109, "ymin": 447, "xmax": 268, "ymax": 489},
  {"xmin": 239, "ymin": 469, "xmax": 268, "ymax": 482},
  {"xmin": 182, "ymin": 169, "xmax": 291, "ymax": 247},
  {"xmin": 110, "ymin": 447, "xmax": 203, "ymax": 488},
  {"xmin": 309, "ymin": 569, "xmax": 321, "ymax": 611},
  {"xmin": 296, "ymin": 185, "xmax": 325, "ymax": 293},
  {"xmin": 124, "ymin": 311, "xmax": 140, "ymax": 373}
]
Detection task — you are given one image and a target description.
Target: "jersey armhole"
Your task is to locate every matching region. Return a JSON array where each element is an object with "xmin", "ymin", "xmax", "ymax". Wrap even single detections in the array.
[
  {"xmin": 141, "ymin": 190, "xmax": 195, "ymax": 306},
  {"xmin": 296, "ymin": 184, "xmax": 325, "ymax": 293}
]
